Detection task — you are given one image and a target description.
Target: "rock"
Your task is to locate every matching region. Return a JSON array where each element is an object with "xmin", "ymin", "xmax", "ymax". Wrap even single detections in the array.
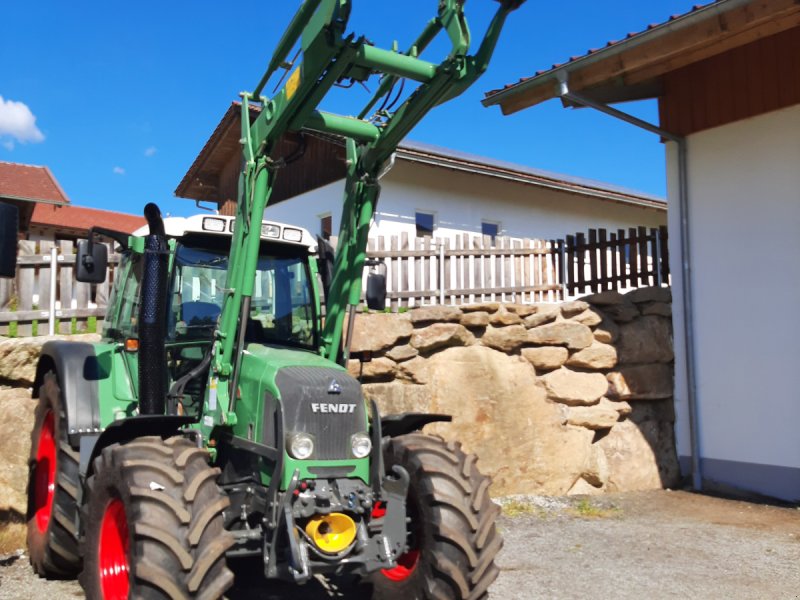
[
  {"xmin": 349, "ymin": 313, "xmax": 413, "ymax": 353},
  {"xmin": 571, "ymin": 308, "xmax": 603, "ymax": 328},
  {"xmin": 567, "ymin": 477, "xmax": 604, "ymax": 496},
  {"xmin": 583, "ymin": 291, "xmax": 626, "ymax": 306},
  {"xmin": 460, "ymin": 311, "xmax": 490, "ymax": 328},
  {"xmin": 593, "ymin": 317, "xmax": 620, "ymax": 344},
  {"xmin": 617, "ymin": 316, "xmax": 673, "ymax": 364},
  {"xmin": 0, "ymin": 334, "xmax": 101, "ymax": 386},
  {"xmin": 363, "ymin": 382, "xmax": 431, "ymax": 415},
  {"xmin": 0, "ymin": 387, "xmax": 35, "ymax": 516},
  {"xmin": 527, "ymin": 321, "xmax": 593, "ymax": 350},
  {"xmin": 521, "ymin": 346, "xmax": 569, "ymax": 371},
  {"xmin": 409, "ymin": 305, "xmax": 462, "ymax": 324},
  {"xmin": 628, "ymin": 398, "xmax": 676, "ymax": 424},
  {"xmin": 610, "ymin": 399, "xmax": 633, "ymax": 416},
  {"xmin": 560, "ymin": 300, "xmax": 589, "ymax": 317},
  {"xmin": 410, "ymin": 323, "xmax": 473, "ymax": 353},
  {"xmin": 641, "ymin": 302, "xmax": 672, "ymax": 317},
  {"xmin": 598, "ymin": 414, "xmax": 680, "ymax": 491},
  {"xmin": 523, "ymin": 305, "xmax": 560, "ymax": 328},
  {"xmin": 541, "ymin": 368, "xmax": 608, "ymax": 406},
  {"xmin": 421, "ymin": 346, "xmax": 594, "ymax": 495},
  {"xmin": 461, "ymin": 302, "xmax": 500, "ymax": 313},
  {"xmin": 602, "ymin": 302, "xmax": 639, "ymax": 323},
  {"xmin": 626, "ymin": 287, "xmax": 672, "ymax": 304},
  {"xmin": 505, "ymin": 304, "xmax": 538, "ymax": 317},
  {"xmin": 480, "ymin": 325, "xmax": 529, "ymax": 352},
  {"xmin": 347, "ymin": 357, "xmax": 396, "ymax": 381},
  {"xmin": 607, "ymin": 364, "xmax": 673, "ymax": 400},
  {"xmin": 384, "ymin": 344, "xmax": 418, "ymax": 362},
  {"xmin": 396, "ymin": 356, "xmax": 430, "ymax": 385},
  {"xmin": 566, "ymin": 342, "xmax": 618, "ymax": 370},
  {"xmin": 489, "ymin": 309, "xmax": 522, "ymax": 326},
  {"xmin": 583, "ymin": 444, "xmax": 610, "ymax": 487},
  {"xmin": 566, "ymin": 398, "xmax": 621, "ymax": 430}
]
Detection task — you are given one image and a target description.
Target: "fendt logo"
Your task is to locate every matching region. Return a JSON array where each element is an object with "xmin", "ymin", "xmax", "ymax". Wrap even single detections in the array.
[{"xmin": 311, "ymin": 403, "xmax": 357, "ymax": 414}]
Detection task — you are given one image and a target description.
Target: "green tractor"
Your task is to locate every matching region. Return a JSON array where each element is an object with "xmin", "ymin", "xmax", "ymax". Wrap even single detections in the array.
[{"xmin": 25, "ymin": 1, "xmax": 523, "ymax": 598}]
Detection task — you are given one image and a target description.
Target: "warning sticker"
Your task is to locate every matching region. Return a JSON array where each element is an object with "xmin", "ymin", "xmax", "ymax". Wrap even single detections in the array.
[{"xmin": 285, "ymin": 67, "xmax": 301, "ymax": 101}]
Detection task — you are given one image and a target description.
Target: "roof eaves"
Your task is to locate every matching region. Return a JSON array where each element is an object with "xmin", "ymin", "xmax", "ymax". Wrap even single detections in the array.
[
  {"xmin": 395, "ymin": 143, "xmax": 665, "ymax": 210},
  {"xmin": 482, "ymin": 0, "xmax": 744, "ymax": 113}
]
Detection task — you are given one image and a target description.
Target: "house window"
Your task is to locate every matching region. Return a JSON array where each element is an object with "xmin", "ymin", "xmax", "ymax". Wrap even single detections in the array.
[
  {"xmin": 415, "ymin": 211, "xmax": 435, "ymax": 237},
  {"xmin": 320, "ymin": 214, "xmax": 332, "ymax": 240},
  {"xmin": 482, "ymin": 221, "xmax": 499, "ymax": 242}
]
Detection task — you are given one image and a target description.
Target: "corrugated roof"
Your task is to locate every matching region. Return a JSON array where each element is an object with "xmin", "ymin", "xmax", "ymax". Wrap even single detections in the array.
[
  {"xmin": 0, "ymin": 161, "xmax": 70, "ymax": 205},
  {"xmin": 31, "ymin": 203, "xmax": 145, "ymax": 234}
]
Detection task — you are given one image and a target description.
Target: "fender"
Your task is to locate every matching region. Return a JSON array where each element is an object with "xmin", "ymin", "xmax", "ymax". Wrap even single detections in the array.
[
  {"xmin": 34, "ymin": 341, "xmax": 108, "ymax": 447},
  {"xmin": 84, "ymin": 415, "xmax": 196, "ymax": 477}
]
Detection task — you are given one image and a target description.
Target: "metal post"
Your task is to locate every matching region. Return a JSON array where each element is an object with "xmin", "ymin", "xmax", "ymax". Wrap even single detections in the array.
[{"xmin": 48, "ymin": 246, "xmax": 57, "ymax": 336}]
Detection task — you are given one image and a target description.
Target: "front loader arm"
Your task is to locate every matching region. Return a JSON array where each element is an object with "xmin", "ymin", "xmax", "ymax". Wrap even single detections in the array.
[{"xmin": 208, "ymin": 0, "xmax": 524, "ymax": 423}]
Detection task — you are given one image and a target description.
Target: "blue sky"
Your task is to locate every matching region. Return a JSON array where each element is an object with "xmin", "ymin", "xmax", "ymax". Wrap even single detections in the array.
[{"xmin": 1, "ymin": 1, "xmax": 701, "ymax": 218}]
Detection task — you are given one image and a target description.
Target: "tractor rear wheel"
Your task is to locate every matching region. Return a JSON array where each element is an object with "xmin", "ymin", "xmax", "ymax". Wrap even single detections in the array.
[
  {"xmin": 79, "ymin": 436, "xmax": 235, "ymax": 599},
  {"xmin": 369, "ymin": 433, "xmax": 503, "ymax": 600},
  {"xmin": 26, "ymin": 371, "xmax": 82, "ymax": 577}
]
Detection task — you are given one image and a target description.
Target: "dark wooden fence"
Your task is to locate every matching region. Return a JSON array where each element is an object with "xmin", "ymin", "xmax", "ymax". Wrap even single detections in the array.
[{"xmin": 557, "ymin": 226, "xmax": 669, "ymax": 296}]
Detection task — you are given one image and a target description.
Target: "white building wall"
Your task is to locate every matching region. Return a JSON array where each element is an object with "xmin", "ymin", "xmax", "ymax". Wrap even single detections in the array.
[
  {"xmin": 669, "ymin": 104, "xmax": 800, "ymax": 501},
  {"xmin": 264, "ymin": 161, "xmax": 665, "ymax": 242}
]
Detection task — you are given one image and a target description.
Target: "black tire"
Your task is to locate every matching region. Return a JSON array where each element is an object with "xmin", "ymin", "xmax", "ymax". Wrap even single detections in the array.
[
  {"xmin": 26, "ymin": 371, "xmax": 82, "ymax": 577},
  {"xmin": 79, "ymin": 436, "xmax": 235, "ymax": 600},
  {"xmin": 368, "ymin": 433, "xmax": 503, "ymax": 600}
]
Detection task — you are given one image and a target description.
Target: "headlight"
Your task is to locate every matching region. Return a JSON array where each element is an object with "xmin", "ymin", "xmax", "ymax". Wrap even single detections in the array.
[
  {"xmin": 351, "ymin": 432, "xmax": 372, "ymax": 459},
  {"xmin": 287, "ymin": 433, "xmax": 314, "ymax": 459}
]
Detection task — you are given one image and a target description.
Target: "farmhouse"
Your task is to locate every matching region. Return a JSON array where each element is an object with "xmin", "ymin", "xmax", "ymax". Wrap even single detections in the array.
[{"xmin": 484, "ymin": 0, "xmax": 800, "ymax": 501}]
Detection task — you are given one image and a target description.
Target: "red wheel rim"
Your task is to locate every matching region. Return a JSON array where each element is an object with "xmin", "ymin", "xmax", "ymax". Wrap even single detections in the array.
[
  {"xmin": 33, "ymin": 410, "xmax": 57, "ymax": 533},
  {"xmin": 99, "ymin": 498, "xmax": 130, "ymax": 600},
  {"xmin": 372, "ymin": 502, "xmax": 420, "ymax": 582}
]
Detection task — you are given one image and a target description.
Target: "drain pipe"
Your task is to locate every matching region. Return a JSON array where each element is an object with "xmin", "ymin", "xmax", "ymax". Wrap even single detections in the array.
[{"xmin": 556, "ymin": 78, "xmax": 702, "ymax": 491}]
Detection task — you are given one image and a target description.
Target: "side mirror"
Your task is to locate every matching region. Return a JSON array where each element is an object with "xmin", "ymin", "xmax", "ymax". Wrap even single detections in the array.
[
  {"xmin": 365, "ymin": 259, "xmax": 387, "ymax": 311},
  {"xmin": 76, "ymin": 238, "xmax": 108, "ymax": 283},
  {"xmin": 0, "ymin": 202, "xmax": 18, "ymax": 278}
]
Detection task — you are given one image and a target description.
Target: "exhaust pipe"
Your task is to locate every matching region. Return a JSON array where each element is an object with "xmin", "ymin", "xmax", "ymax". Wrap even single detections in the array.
[{"xmin": 138, "ymin": 203, "xmax": 168, "ymax": 416}]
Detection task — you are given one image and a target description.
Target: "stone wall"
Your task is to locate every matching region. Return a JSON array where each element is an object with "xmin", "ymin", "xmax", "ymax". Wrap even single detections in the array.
[{"xmin": 348, "ymin": 287, "xmax": 679, "ymax": 496}]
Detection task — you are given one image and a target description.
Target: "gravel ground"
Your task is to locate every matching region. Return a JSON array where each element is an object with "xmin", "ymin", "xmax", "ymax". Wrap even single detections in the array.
[{"xmin": 1, "ymin": 490, "xmax": 798, "ymax": 599}]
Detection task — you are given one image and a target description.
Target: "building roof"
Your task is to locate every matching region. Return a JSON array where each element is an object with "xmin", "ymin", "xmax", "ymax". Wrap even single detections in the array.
[
  {"xmin": 177, "ymin": 105, "xmax": 665, "ymax": 211},
  {"xmin": 482, "ymin": 0, "xmax": 800, "ymax": 114},
  {"xmin": 0, "ymin": 161, "xmax": 70, "ymax": 205},
  {"xmin": 396, "ymin": 140, "xmax": 665, "ymax": 210},
  {"xmin": 31, "ymin": 203, "xmax": 146, "ymax": 234}
]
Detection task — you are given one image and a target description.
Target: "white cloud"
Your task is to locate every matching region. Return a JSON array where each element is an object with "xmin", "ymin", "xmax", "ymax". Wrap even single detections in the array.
[
  {"xmin": 2, "ymin": 140, "xmax": 13, "ymax": 151},
  {"xmin": 144, "ymin": 146, "xmax": 157, "ymax": 157},
  {"xmin": 112, "ymin": 166, "xmax": 126, "ymax": 175},
  {"xmin": 0, "ymin": 96, "xmax": 45, "ymax": 146}
]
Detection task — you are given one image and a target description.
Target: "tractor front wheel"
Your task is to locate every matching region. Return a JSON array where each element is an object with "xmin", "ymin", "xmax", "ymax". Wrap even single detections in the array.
[
  {"xmin": 26, "ymin": 371, "xmax": 82, "ymax": 578},
  {"xmin": 79, "ymin": 436, "xmax": 234, "ymax": 599},
  {"xmin": 369, "ymin": 433, "xmax": 503, "ymax": 600}
]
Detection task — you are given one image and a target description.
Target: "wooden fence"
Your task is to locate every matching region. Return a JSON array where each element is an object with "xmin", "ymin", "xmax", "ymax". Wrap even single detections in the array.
[
  {"xmin": 558, "ymin": 226, "xmax": 669, "ymax": 296},
  {"xmin": 0, "ymin": 240, "xmax": 119, "ymax": 337},
  {"xmin": 1, "ymin": 226, "xmax": 668, "ymax": 336},
  {"xmin": 365, "ymin": 233, "xmax": 563, "ymax": 309}
]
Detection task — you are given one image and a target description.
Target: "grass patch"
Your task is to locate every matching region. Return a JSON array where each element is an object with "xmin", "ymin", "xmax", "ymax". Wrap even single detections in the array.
[
  {"xmin": 0, "ymin": 519, "xmax": 26, "ymax": 555},
  {"xmin": 570, "ymin": 498, "xmax": 623, "ymax": 519},
  {"xmin": 500, "ymin": 499, "xmax": 542, "ymax": 518}
]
